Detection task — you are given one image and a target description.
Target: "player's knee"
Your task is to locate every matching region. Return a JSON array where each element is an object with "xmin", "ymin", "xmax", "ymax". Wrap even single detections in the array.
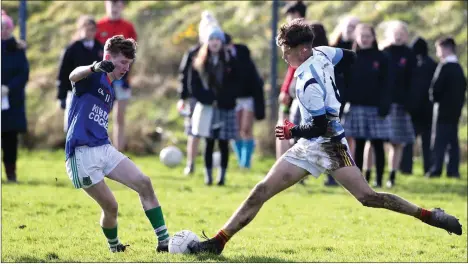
[
  {"xmin": 136, "ymin": 175, "xmax": 153, "ymax": 195},
  {"xmin": 357, "ymin": 191, "xmax": 378, "ymax": 207},
  {"xmin": 104, "ymin": 202, "xmax": 118, "ymax": 218}
]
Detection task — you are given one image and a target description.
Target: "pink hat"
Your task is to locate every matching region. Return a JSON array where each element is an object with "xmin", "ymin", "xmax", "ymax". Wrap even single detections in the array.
[{"xmin": 1, "ymin": 10, "xmax": 14, "ymax": 29}]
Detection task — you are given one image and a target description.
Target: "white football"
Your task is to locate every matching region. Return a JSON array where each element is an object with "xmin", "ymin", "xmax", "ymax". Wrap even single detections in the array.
[
  {"xmin": 169, "ymin": 230, "xmax": 200, "ymax": 254},
  {"xmin": 213, "ymin": 151, "xmax": 221, "ymax": 168},
  {"xmin": 159, "ymin": 146, "xmax": 183, "ymax": 168}
]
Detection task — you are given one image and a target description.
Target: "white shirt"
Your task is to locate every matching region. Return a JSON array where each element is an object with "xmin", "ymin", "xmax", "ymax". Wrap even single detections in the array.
[{"xmin": 293, "ymin": 46, "xmax": 345, "ymax": 143}]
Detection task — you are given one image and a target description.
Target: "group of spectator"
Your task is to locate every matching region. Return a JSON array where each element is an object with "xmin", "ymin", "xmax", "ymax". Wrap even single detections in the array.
[
  {"xmin": 276, "ymin": 1, "xmax": 466, "ymax": 188},
  {"xmin": 1, "ymin": 1, "xmax": 466, "ymax": 187},
  {"xmin": 177, "ymin": 11, "xmax": 265, "ymax": 186}
]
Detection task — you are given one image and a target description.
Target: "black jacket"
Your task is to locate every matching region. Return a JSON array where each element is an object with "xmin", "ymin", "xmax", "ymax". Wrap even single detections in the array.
[
  {"xmin": 189, "ymin": 54, "xmax": 239, "ymax": 110},
  {"xmin": 178, "ymin": 44, "xmax": 201, "ymax": 100},
  {"xmin": 408, "ymin": 37, "xmax": 437, "ymax": 125},
  {"xmin": 332, "ymin": 39, "xmax": 353, "ymax": 104},
  {"xmin": 57, "ymin": 39, "xmax": 104, "ymax": 101},
  {"xmin": 230, "ymin": 44, "xmax": 265, "ymax": 120},
  {"xmin": 382, "ymin": 44, "xmax": 417, "ymax": 108},
  {"xmin": 345, "ymin": 48, "xmax": 392, "ymax": 116},
  {"xmin": 429, "ymin": 60, "xmax": 467, "ymax": 124},
  {"xmin": 1, "ymin": 37, "xmax": 30, "ymax": 133}
]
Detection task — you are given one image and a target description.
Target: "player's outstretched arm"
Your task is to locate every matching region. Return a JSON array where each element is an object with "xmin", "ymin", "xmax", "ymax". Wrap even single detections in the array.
[
  {"xmin": 69, "ymin": 61, "xmax": 115, "ymax": 83},
  {"xmin": 69, "ymin": 65, "xmax": 94, "ymax": 83}
]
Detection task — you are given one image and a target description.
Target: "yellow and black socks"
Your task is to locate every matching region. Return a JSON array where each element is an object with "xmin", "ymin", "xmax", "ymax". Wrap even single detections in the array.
[{"xmin": 145, "ymin": 206, "xmax": 170, "ymax": 245}]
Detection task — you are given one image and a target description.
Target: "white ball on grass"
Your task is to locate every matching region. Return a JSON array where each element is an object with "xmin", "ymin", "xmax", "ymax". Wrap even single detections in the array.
[
  {"xmin": 168, "ymin": 230, "xmax": 200, "ymax": 254},
  {"xmin": 159, "ymin": 146, "xmax": 183, "ymax": 168}
]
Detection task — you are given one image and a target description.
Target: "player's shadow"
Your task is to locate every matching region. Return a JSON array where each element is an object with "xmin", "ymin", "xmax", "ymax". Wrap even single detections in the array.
[
  {"xmin": 12, "ymin": 253, "xmax": 72, "ymax": 263},
  {"xmin": 193, "ymin": 253, "xmax": 291, "ymax": 263}
]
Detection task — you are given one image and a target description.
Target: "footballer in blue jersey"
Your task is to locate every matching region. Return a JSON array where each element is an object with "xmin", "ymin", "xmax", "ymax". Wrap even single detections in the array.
[
  {"xmin": 65, "ymin": 35, "xmax": 170, "ymax": 253},
  {"xmin": 186, "ymin": 19, "xmax": 462, "ymax": 255}
]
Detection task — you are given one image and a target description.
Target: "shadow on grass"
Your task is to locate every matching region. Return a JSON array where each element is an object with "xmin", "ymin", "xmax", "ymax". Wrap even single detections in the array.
[
  {"xmin": 192, "ymin": 253, "xmax": 292, "ymax": 263},
  {"xmin": 10, "ymin": 253, "xmax": 70, "ymax": 263}
]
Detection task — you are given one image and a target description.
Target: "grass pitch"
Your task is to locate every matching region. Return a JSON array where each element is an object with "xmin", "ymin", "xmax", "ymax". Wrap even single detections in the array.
[{"xmin": 2, "ymin": 149, "xmax": 467, "ymax": 262}]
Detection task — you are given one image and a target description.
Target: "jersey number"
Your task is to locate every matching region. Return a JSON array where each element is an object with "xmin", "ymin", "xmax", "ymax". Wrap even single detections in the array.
[{"xmin": 330, "ymin": 76, "xmax": 341, "ymax": 102}]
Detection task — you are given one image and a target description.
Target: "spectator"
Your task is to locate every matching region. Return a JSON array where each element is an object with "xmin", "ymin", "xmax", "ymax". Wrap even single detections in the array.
[
  {"xmin": 277, "ymin": 0, "xmax": 307, "ymax": 160},
  {"xmin": 177, "ymin": 43, "xmax": 201, "ymax": 176},
  {"xmin": 177, "ymin": 10, "xmax": 220, "ymax": 176},
  {"xmin": 342, "ymin": 23, "xmax": 392, "ymax": 187},
  {"xmin": 189, "ymin": 26, "xmax": 239, "ymax": 186},
  {"xmin": 57, "ymin": 15, "xmax": 104, "ymax": 133},
  {"xmin": 426, "ymin": 37, "xmax": 466, "ymax": 178},
  {"xmin": 381, "ymin": 20, "xmax": 416, "ymax": 188},
  {"xmin": 96, "ymin": 0, "xmax": 138, "ymax": 151},
  {"xmin": 227, "ymin": 33, "xmax": 265, "ymax": 169},
  {"xmin": 1, "ymin": 12, "xmax": 29, "ymax": 182},
  {"xmin": 399, "ymin": 37, "xmax": 437, "ymax": 174}
]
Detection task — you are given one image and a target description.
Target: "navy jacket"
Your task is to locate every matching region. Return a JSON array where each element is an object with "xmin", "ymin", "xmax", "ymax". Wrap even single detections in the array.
[
  {"xmin": 57, "ymin": 39, "xmax": 104, "ymax": 102},
  {"xmin": 382, "ymin": 44, "xmax": 417, "ymax": 108},
  {"xmin": 189, "ymin": 54, "xmax": 240, "ymax": 110},
  {"xmin": 178, "ymin": 44, "xmax": 201, "ymax": 100},
  {"xmin": 1, "ymin": 37, "xmax": 30, "ymax": 133},
  {"xmin": 408, "ymin": 37, "xmax": 437, "ymax": 125},
  {"xmin": 230, "ymin": 44, "xmax": 265, "ymax": 120},
  {"xmin": 429, "ymin": 61, "xmax": 467, "ymax": 124},
  {"xmin": 345, "ymin": 48, "xmax": 392, "ymax": 116}
]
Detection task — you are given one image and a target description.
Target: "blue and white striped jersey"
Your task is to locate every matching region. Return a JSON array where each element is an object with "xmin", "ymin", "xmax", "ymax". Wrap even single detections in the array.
[{"xmin": 293, "ymin": 46, "xmax": 345, "ymax": 143}]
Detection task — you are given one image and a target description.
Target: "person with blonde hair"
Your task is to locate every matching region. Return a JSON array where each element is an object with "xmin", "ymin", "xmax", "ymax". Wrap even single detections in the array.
[{"xmin": 381, "ymin": 20, "xmax": 416, "ymax": 188}]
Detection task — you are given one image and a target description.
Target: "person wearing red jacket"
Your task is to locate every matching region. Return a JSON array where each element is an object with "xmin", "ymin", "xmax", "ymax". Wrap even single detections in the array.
[{"xmin": 96, "ymin": 0, "xmax": 138, "ymax": 151}]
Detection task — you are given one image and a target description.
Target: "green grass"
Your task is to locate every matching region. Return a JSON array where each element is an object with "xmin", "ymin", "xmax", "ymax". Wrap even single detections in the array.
[{"xmin": 2, "ymin": 150, "xmax": 467, "ymax": 262}]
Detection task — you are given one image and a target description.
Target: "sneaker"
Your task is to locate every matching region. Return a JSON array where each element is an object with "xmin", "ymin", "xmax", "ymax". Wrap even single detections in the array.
[
  {"xmin": 188, "ymin": 231, "xmax": 224, "ymax": 255},
  {"xmin": 156, "ymin": 241, "xmax": 169, "ymax": 253},
  {"xmin": 424, "ymin": 208, "xmax": 462, "ymax": 235},
  {"xmin": 110, "ymin": 243, "xmax": 129, "ymax": 253}
]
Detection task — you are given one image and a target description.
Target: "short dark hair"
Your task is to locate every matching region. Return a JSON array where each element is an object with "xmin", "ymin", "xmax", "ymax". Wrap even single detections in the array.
[
  {"xmin": 276, "ymin": 18, "xmax": 314, "ymax": 48},
  {"xmin": 284, "ymin": 1, "xmax": 307, "ymax": 18},
  {"xmin": 436, "ymin": 37, "xmax": 456, "ymax": 53},
  {"xmin": 224, "ymin": 33, "xmax": 232, "ymax": 45},
  {"xmin": 104, "ymin": 35, "xmax": 137, "ymax": 59}
]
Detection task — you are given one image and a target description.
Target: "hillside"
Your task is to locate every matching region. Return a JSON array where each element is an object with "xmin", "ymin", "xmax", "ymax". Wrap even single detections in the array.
[{"xmin": 2, "ymin": 0, "xmax": 467, "ymax": 155}]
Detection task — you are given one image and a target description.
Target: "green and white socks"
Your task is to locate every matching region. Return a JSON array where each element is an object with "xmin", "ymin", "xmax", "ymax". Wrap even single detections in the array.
[
  {"xmin": 102, "ymin": 226, "xmax": 121, "ymax": 252},
  {"xmin": 145, "ymin": 206, "xmax": 170, "ymax": 246}
]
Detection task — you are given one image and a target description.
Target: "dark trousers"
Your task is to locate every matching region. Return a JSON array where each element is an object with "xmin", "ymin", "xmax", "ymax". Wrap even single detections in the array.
[
  {"xmin": 400, "ymin": 122, "xmax": 432, "ymax": 174},
  {"xmin": 428, "ymin": 122, "xmax": 460, "ymax": 176},
  {"xmin": 1, "ymin": 131, "xmax": 19, "ymax": 180},
  {"xmin": 355, "ymin": 139, "xmax": 385, "ymax": 184}
]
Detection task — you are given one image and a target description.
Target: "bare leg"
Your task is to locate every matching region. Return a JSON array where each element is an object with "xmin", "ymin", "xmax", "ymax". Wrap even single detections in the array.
[
  {"xmin": 84, "ymin": 180, "xmax": 119, "ymax": 228},
  {"xmin": 388, "ymin": 143, "xmax": 403, "ymax": 171},
  {"xmin": 222, "ymin": 157, "xmax": 307, "ymax": 236},
  {"xmin": 346, "ymin": 136, "xmax": 356, "ymax": 159},
  {"xmin": 240, "ymin": 109, "xmax": 254, "ymax": 140},
  {"xmin": 363, "ymin": 140, "xmax": 374, "ymax": 172},
  {"xmin": 331, "ymin": 166, "xmax": 421, "ymax": 216},
  {"xmin": 107, "ymin": 158, "xmax": 159, "ymax": 210},
  {"xmin": 185, "ymin": 135, "xmax": 200, "ymax": 175},
  {"xmin": 113, "ymin": 99, "xmax": 128, "ymax": 151}
]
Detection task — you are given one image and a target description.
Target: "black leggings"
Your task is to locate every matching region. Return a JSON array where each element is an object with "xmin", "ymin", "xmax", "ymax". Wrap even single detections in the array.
[
  {"xmin": 354, "ymin": 139, "xmax": 385, "ymax": 181},
  {"xmin": 1, "ymin": 131, "xmax": 18, "ymax": 165},
  {"xmin": 204, "ymin": 138, "xmax": 229, "ymax": 169}
]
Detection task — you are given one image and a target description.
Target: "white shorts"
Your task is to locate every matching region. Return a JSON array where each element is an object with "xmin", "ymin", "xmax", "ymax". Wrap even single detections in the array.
[
  {"xmin": 65, "ymin": 144, "xmax": 127, "ymax": 189},
  {"xmin": 114, "ymin": 80, "xmax": 132, "ymax": 101},
  {"xmin": 235, "ymin": 97, "xmax": 254, "ymax": 112},
  {"xmin": 283, "ymin": 138, "xmax": 355, "ymax": 177}
]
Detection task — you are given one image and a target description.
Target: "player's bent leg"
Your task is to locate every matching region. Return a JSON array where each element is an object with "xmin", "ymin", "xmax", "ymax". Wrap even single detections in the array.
[
  {"xmin": 331, "ymin": 166, "xmax": 462, "ymax": 235},
  {"xmin": 107, "ymin": 157, "xmax": 171, "ymax": 252},
  {"xmin": 84, "ymin": 180, "xmax": 128, "ymax": 252},
  {"xmin": 188, "ymin": 157, "xmax": 308, "ymax": 255}
]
